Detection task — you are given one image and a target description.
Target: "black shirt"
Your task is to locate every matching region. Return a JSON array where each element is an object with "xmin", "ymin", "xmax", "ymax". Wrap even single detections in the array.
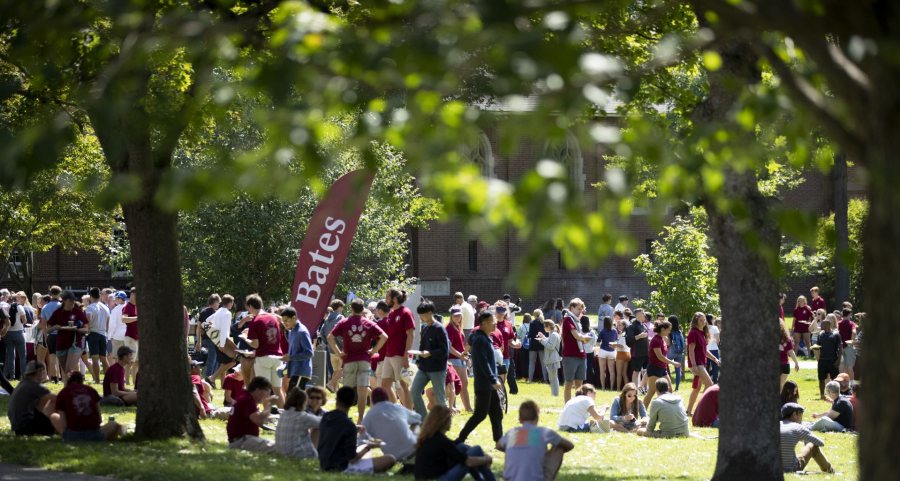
[
  {"xmin": 317, "ymin": 409, "xmax": 357, "ymax": 471},
  {"xmin": 528, "ymin": 319, "xmax": 545, "ymax": 352},
  {"xmin": 817, "ymin": 331, "xmax": 841, "ymax": 362},
  {"xmin": 197, "ymin": 307, "xmax": 215, "ymax": 340},
  {"xmin": 832, "ymin": 395, "xmax": 854, "ymax": 430},
  {"xmin": 414, "ymin": 432, "xmax": 467, "ymax": 480},
  {"xmin": 417, "ymin": 321, "xmax": 450, "ymax": 372},
  {"xmin": 626, "ymin": 320, "xmax": 649, "ymax": 357}
]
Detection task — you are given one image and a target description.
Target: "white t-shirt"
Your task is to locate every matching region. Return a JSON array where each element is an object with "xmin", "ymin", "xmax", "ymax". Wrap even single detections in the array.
[
  {"xmin": 8, "ymin": 304, "xmax": 26, "ymax": 332},
  {"xmin": 207, "ymin": 307, "xmax": 234, "ymax": 348},
  {"xmin": 107, "ymin": 304, "xmax": 127, "ymax": 341},
  {"xmin": 558, "ymin": 395, "xmax": 595, "ymax": 429},
  {"xmin": 708, "ymin": 325, "xmax": 720, "ymax": 351},
  {"xmin": 86, "ymin": 302, "xmax": 111, "ymax": 334},
  {"xmin": 614, "ymin": 303, "xmax": 627, "ymax": 313},
  {"xmin": 459, "ymin": 302, "xmax": 475, "ymax": 330}
]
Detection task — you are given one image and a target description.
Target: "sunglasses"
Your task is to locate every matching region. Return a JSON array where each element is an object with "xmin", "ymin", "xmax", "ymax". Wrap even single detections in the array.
[{"xmin": 495, "ymin": 307, "xmax": 507, "ymax": 313}]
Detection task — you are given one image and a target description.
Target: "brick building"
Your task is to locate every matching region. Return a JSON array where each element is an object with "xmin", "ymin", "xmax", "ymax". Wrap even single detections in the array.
[
  {"xmin": 0, "ymin": 248, "xmax": 129, "ymax": 296},
  {"xmin": 408, "ymin": 126, "xmax": 867, "ymax": 312}
]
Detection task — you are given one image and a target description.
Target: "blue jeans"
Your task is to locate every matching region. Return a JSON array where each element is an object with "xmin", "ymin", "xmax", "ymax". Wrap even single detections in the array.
[
  {"xmin": 668, "ymin": 353, "xmax": 684, "ymax": 390},
  {"xmin": 411, "ymin": 368, "xmax": 447, "ymax": 418},
  {"xmin": 3, "ymin": 330, "xmax": 26, "ymax": 379},
  {"xmin": 707, "ymin": 349, "xmax": 720, "ymax": 383},
  {"xmin": 201, "ymin": 337, "xmax": 219, "ymax": 378},
  {"xmin": 439, "ymin": 444, "xmax": 496, "ymax": 481}
]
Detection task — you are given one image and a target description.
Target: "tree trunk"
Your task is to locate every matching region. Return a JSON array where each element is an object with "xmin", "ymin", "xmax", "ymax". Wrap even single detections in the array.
[
  {"xmin": 858, "ymin": 143, "xmax": 899, "ymax": 481},
  {"xmin": 689, "ymin": 31, "xmax": 784, "ymax": 481},
  {"xmin": 832, "ymin": 152, "xmax": 850, "ymax": 304}
]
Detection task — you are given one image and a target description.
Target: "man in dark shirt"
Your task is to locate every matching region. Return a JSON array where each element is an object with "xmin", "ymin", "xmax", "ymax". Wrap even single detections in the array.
[
  {"xmin": 810, "ymin": 381, "xmax": 854, "ymax": 432},
  {"xmin": 527, "ymin": 312, "xmax": 548, "ymax": 382},
  {"xmin": 626, "ymin": 315, "xmax": 649, "ymax": 388},
  {"xmin": 7, "ymin": 361, "xmax": 60, "ymax": 436},
  {"xmin": 815, "ymin": 318, "xmax": 842, "ymax": 400},
  {"xmin": 318, "ymin": 386, "xmax": 395, "ymax": 474},
  {"xmin": 410, "ymin": 301, "xmax": 449, "ymax": 418},
  {"xmin": 455, "ymin": 310, "xmax": 503, "ymax": 444}
]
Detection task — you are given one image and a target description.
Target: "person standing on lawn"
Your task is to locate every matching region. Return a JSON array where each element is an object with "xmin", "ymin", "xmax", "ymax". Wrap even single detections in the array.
[
  {"xmin": 779, "ymin": 319, "xmax": 801, "ymax": 390},
  {"xmin": 792, "ymin": 295, "xmax": 814, "ymax": 357},
  {"xmin": 837, "ymin": 308, "xmax": 858, "ymax": 382},
  {"xmin": 121, "ymin": 288, "xmax": 139, "ymax": 382},
  {"xmin": 561, "ymin": 298, "xmax": 591, "ymax": 402},
  {"xmin": 84, "ymin": 288, "xmax": 110, "ymax": 385},
  {"xmin": 494, "ymin": 300, "xmax": 521, "ymax": 393},
  {"xmin": 328, "ymin": 298, "xmax": 387, "ymax": 422},
  {"xmin": 456, "ymin": 310, "xmax": 504, "ymax": 444},
  {"xmin": 319, "ymin": 299, "xmax": 346, "ymax": 392},
  {"xmin": 535, "ymin": 319, "xmax": 562, "ymax": 397},
  {"xmin": 498, "ymin": 400, "xmax": 573, "ymax": 481},
  {"xmin": 686, "ymin": 312, "xmax": 719, "ymax": 416},
  {"xmin": 238, "ymin": 294, "xmax": 285, "ymax": 408},
  {"xmin": 410, "ymin": 301, "xmax": 449, "ymax": 418},
  {"xmin": 227, "ymin": 376, "xmax": 276, "ymax": 453},
  {"xmin": 454, "ymin": 292, "xmax": 475, "ymax": 338},
  {"xmin": 527, "ymin": 309, "xmax": 549, "ymax": 383},
  {"xmin": 106, "ymin": 291, "xmax": 128, "ymax": 371},
  {"xmin": 207, "ymin": 295, "xmax": 237, "ymax": 386},
  {"xmin": 318, "ymin": 386, "xmax": 396, "ymax": 474},
  {"xmin": 282, "ymin": 305, "xmax": 313, "ymax": 391},
  {"xmin": 446, "ymin": 306, "xmax": 472, "ymax": 412},
  {"xmin": 195, "ymin": 293, "xmax": 221, "ymax": 385},
  {"xmin": 381, "ymin": 288, "xmax": 415, "ymax": 407},
  {"xmin": 809, "ymin": 286, "xmax": 827, "ymax": 313},
  {"xmin": 626, "ymin": 310, "xmax": 649, "ymax": 391},
  {"xmin": 41, "ymin": 286, "xmax": 63, "ymax": 383},
  {"xmin": 643, "ymin": 320, "xmax": 681, "ymax": 406},
  {"xmin": 815, "ymin": 315, "xmax": 842, "ymax": 401},
  {"xmin": 48, "ymin": 291, "xmax": 90, "ymax": 383},
  {"xmin": 779, "ymin": 403, "xmax": 834, "ymax": 473}
]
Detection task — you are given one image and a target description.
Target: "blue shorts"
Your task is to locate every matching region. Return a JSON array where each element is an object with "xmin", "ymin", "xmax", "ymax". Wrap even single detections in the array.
[
  {"xmin": 502, "ymin": 359, "xmax": 510, "ymax": 368},
  {"xmin": 87, "ymin": 332, "xmax": 108, "ymax": 356},
  {"xmin": 56, "ymin": 346, "xmax": 83, "ymax": 357},
  {"xmin": 449, "ymin": 359, "xmax": 466, "ymax": 368}
]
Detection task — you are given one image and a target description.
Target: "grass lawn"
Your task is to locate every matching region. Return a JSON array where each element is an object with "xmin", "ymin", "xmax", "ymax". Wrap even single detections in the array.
[{"xmin": 0, "ymin": 366, "xmax": 856, "ymax": 481}]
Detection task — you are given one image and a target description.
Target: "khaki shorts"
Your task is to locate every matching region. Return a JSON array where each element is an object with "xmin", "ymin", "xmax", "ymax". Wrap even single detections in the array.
[
  {"xmin": 381, "ymin": 356, "xmax": 405, "ymax": 381},
  {"xmin": 343, "ymin": 361, "xmax": 370, "ymax": 387},
  {"xmin": 254, "ymin": 355, "xmax": 282, "ymax": 386},
  {"xmin": 374, "ymin": 361, "xmax": 385, "ymax": 384},
  {"xmin": 110, "ymin": 339, "xmax": 125, "ymax": 359},
  {"xmin": 123, "ymin": 337, "xmax": 139, "ymax": 362}
]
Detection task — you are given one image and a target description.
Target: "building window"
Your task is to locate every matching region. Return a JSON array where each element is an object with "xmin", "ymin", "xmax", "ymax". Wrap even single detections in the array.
[
  {"xmin": 8, "ymin": 251, "xmax": 24, "ymax": 270},
  {"xmin": 544, "ymin": 130, "xmax": 585, "ymax": 191},
  {"xmin": 468, "ymin": 240, "xmax": 478, "ymax": 271},
  {"xmin": 558, "ymin": 251, "xmax": 566, "ymax": 271},
  {"xmin": 461, "ymin": 130, "xmax": 495, "ymax": 178}
]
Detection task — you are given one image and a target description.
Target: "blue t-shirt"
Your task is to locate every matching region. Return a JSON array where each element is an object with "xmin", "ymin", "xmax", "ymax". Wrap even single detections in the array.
[
  {"xmin": 499, "ymin": 423, "xmax": 562, "ymax": 481},
  {"xmin": 598, "ymin": 328, "xmax": 618, "ymax": 352}
]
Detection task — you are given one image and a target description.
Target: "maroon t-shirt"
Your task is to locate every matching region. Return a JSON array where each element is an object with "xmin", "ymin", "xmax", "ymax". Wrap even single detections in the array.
[
  {"xmin": 496, "ymin": 319, "xmax": 516, "ymax": 359},
  {"xmin": 122, "ymin": 302, "xmax": 138, "ymax": 340},
  {"xmin": 692, "ymin": 384, "xmax": 719, "ymax": 427},
  {"xmin": 810, "ymin": 296, "xmax": 827, "ymax": 313},
  {"xmin": 687, "ymin": 327, "xmax": 707, "ymax": 368},
  {"xmin": 226, "ymin": 395, "xmax": 259, "ymax": 442},
  {"xmin": 447, "ymin": 322, "xmax": 465, "ymax": 359},
  {"xmin": 446, "ymin": 364, "xmax": 462, "ymax": 395},
  {"xmin": 384, "ymin": 306, "xmax": 415, "ymax": 357},
  {"xmin": 649, "ymin": 335, "xmax": 669, "ymax": 368},
  {"xmin": 471, "ymin": 325, "xmax": 504, "ymax": 350},
  {"xmin": 248, "ymin": 312, "xmax": 284, "ymax": 356},
  {"xmin": 191, "ymin": 374, "xmax": 211, "ymax": 414},
  {"xmin": 792, "ymin": 306, "xmax": 813, "ymax": 333},
  {"xmin": 56, "ymin": 383, "xmax": 102, "ymax": 431},
  {"xmin": 103, "ymin": 362, "xmax": 126, "ymax": 397},
  {"xmin": 223, "ymin": 373, "xmax": 247, "ymax": 405},
  {"xmin": 561, "ymin": 314, "xmax": 585, "ymax": 359},
  {"xmin": 50, "ymin": 306, "xmax": 89, "ymax": 350},
  {"xmin": 779, "ymin": 338, "xmax": 794, "ymax": 365},
  {"xmin": 837, "ymin": 319, "xmax": 857, "ymax": 343},
  {"xmin": 330, "ymin": 315, "xmax": 385, "ymax": 363}
]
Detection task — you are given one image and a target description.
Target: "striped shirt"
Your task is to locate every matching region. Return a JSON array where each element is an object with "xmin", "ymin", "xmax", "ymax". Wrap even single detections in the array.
[{"xmin": 780, "ymin": 421, "xmax": 824, "ymax": 472}]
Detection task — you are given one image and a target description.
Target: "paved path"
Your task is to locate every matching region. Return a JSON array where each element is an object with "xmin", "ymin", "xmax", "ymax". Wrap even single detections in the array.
[{"xmin": 0, "ymin": 464, "xmax": 121, "ymax": 481}]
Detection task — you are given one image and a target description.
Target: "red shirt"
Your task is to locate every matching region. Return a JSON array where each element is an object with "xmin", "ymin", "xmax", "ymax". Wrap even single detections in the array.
[
  {"xmin": 496, "ymin": 319, "xmax": 515, "ymax": 359},
  {"xmin": 837, "ymin": 318, "xmax": 856, "ymax": 343},
  {"xmin": 56, "ymin": 383, "xmax": 102, "ymax": 431},
  {"xmin": 779, "ymin": 305, "xmax": 785, "ymax": 320},
  {"xmin": 810, "ymin": 296, "xmax": 827, "ymax": 313},
  {"xmin": 649, "ymin": 335, "xmax": 669, "ymax": 368},
  {"xmin": 692, "ymin": 384, "xmax": 719, "ymax": 427},
  {"xmin": 330, "ymin": 315, "xmax": 385, "ymax": 363},
  {"xmin": 779, "ymin": 338, "xmax": 794, "ymax": 365},
  {"xmin": 191, "ymin": 374, "xmax": 211, "ymax": 414},
  {"xmin": 446, "ymin": 364, "xmax": 462, "ymax": 394},
  {"xmin": 226, "ymin": 395, "xmax": 259, "ymax": 442},
  {"xmin": 223, "ymin": 374, "xmax": 247, "ymax": 405},
  {"xmin": 687, "ymin": 327, "xmax": 707, "ymax": 368},
  {"xmin": 122, "ymin": 302, "xmax": 138, "ymax": 339},
  {"xmin": 792, "ymin": 306, "xmax": 813, "ymax": 333},
  {"xmin": 561, "ymin": 314, "xmax": 584, "ymax": 359},
  {"xmin": 446, "ymin": 322, "xmax": 465, "ymax": 359},
  {"xmin": 50, "ymin": 306, "xmax": 89, "ymax": 350},
  {"xmin": 384, "ymin": 306, "xmax": 415, "ymax": 357},
  {"xmin": 103, "ymin": 362, "xmax": 126, "ymax": 397},
  {"xmin": 471, "ymin": 325, "xmax": 503, "ymax": 350},
  {"xmin": 248, "ymin": 312, "xmax": 284, "ymax": 357}
]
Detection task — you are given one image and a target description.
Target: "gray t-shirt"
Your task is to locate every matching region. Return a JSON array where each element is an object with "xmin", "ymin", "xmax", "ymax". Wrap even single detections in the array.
[
  {"xmin": 499, "ymin": 423, "xmax": 562, "ymax": 481},
  {"xmin": 85, "ymin": 302, "xmax": 111, "ymax": 334},
  {"xmin": 7, "ymin": 379, "xmax": 50, "ymax": 431}
]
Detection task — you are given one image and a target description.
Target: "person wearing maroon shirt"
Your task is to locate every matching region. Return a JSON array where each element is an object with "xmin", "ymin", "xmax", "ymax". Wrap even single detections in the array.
[
  {"xmin": 380, "ymin": 288, "xmax": 415, "ymax": 407},
  {"xmin": 493, "ymin": 301, "xmax": 522, "ymax": 389},
  {"xmin": 102, "ymin": 345, "xmax": 138, "ymax": 406},
  {"xmin": 809, "ymin": 287, "xmax": 827, "ymax": 313},
  {"xmin": 686, "ymin": 312, "xmax": 719, "ymax": 416},
  {"xmin": 643, "ymin": 320, "xmax": 681, "ymax": 407},
  {"xmin": 227, "ymin": 376, "xmax": 276, "ymax": 453},
  {"xmin": 190, "ymin": 360, "xmax": 213, "ymax": 419},
  {"xmin": 561, "ymin": 298, "xmax": 591, "ymax": 403},
  {"xmin": 779, "ymin": 293, "xmax": 787, "ymax": 321},
  {"xmin": 779, "ymin": 320, "xmax": 801, "ymax": 389},
  {"xmin": 372, "ymin": 301, "xmax": 391, "ymax": 385},
  {"xmin": 121, "ymin": 288, "xmax": 140, "ymax": 381},
  {"xmin": 792, "ymin": 295, "xmax": 814, "ymax": 357},
  {"xmin": 328, "ymin": 298, "xmax": 387, "ymax": 422},
  {"xmin": 691, "ymin": 383, "xmax": 720, "ymax": 428},
  {"xmin": 223, "ymin": 368, "xmax": 247, "ymax": 406},
  {"xmin": 837, "ymin": 308, "xmax": 858, "ymax": 381},
  {"xmin": 446, "ymin": 306, "xmax": 472, "ymax": 412},
  {"xmin": 48, "ymin": 291, "xmax": 90, "ymax": 383},
  {"xmin": 56, "ymin": 371, "xmax": 121, "ymax": 441},
  {"xmin": 238, "ymin": 294, "xmax": 285, "ymax": 408}
]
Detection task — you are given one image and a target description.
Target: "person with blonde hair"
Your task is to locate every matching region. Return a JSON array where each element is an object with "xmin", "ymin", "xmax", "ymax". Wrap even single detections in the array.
[
  {"xmin": 792, "ymin": 295, "xmax": 814, "ymax": 357},
  {"xmin": 527, "ymin": 309, "xmax": 548, "ymax": 382},
  {"xmin": 535, "ymin": 318, "xmax": 562, "ymax": 396},
  {"xmin": 414, "ymin": 405, "xmax": 494, "ymax": 481},
  {"xmin": 560, "ymin": 298, "xmax": 592, "ymax": 402}
]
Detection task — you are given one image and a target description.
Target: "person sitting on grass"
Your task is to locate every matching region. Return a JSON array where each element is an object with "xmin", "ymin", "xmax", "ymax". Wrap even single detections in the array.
[
  {"xmin": 780, "ymin": 380, "xmax": 800, "ymax": 406},
  {"xmin": 414, "ymin": 405, "xmax": 495, "ymax": 481},
  {"xmin": 318, "ymin": 386, "xmax": 396, "ymax": 474},
  {"xmin": 306, "ymin": 385, "xmax": 328, "ymax": 416},
  {"xmin": 190, "ymin": 360, "xmax": 213, "ymax": 419},
  {"xmin": 226, "ymin": 376, "xmax": 276, "ymax": 453},
  {"xmin": 609, "ymin": 383, "xmax": 647, "ymax": 433},
  {"xmin": 780, "ymin": 403, "xmax": 834, "ymax": 473},
  {"xmin": 638, "ymin": 378, "xmax": 689, "ymax": 438},
  {"xmin": 557, "ymin": 383, "xmax": 609, "ymax": 433},
  {"xmin": 55, "ymin": 371, "xmax": 122, "ymax": 441},
  {"xmin": 222, "ymin": 366, "xmax": 247, "ymax": 407},
  {"xmin": 363, "ymin": 387, "xmax": 421, "ymax": 465},
  {"xmin": 810, "ymin": 381, "xmax": 854, "ymax": 432},
  {"xmin": 498, "ymin": 400, "xmax": 573, "ymax": 481},
  {"xmin": 7, "ymin": 361, "xmax": 61, "ymax": 436},
  {"xmin": 101, "ymin": 345, "xmax": 138, "ymax": 406},
  {"xmin": 692, "ymin": 383, "xmax": 720, "ymax": 428},
  {"xmin": 276, "ymin": 387, "xmax": 321, "ymax": 459}
]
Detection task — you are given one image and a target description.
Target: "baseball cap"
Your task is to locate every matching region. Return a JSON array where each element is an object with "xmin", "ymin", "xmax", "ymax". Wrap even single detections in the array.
[
  {"xmin": 619, "ymin": 295, "xmax": 628, "ymax": 301},
  {"xmin": 190, "ymin": 360, "xmax": 205, "ymax": 368},
  {"xmin": 450, "ymin": 307, "xmax": 462, "ymax": 316},
  {"xmin": 115, "ymin": 291, "xmax": 129, "ymax": 300},
  {"xmin": 24, "ymin": 360, "xmax": 45, "ymax": 376},
  {"xmin": 503, "ymin": 294, "xmax": 512, "ymax": 300},
  {"xmin": 61, "ymin": 291, "xmax": 77, "ymax": 302},
  {"xmin": 781, "ymin": 402, "xmax": 805, "ymax": 419}
]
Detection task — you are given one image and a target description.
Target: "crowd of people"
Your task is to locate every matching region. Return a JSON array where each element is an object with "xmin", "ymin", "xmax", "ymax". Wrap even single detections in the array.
[{"xmin": 0, "ymin": 284, "xmax": 863, "ymax": 478}]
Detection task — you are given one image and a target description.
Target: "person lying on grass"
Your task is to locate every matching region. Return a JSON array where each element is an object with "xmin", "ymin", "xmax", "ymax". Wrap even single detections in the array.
[
  {"xmin": 55, "ymin": 371, "xmax": 122, "ymax": 441},
  {"xmin": 780, "ymin": 403, "xmax": 834, "ymax": 473},
  {"xmin": 498, "ymin": 400, "xmax": 573, "ymax": 481},
  {"xmin": 227, "ymin": 376, "xmax": 276, "ymax": 453}
]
